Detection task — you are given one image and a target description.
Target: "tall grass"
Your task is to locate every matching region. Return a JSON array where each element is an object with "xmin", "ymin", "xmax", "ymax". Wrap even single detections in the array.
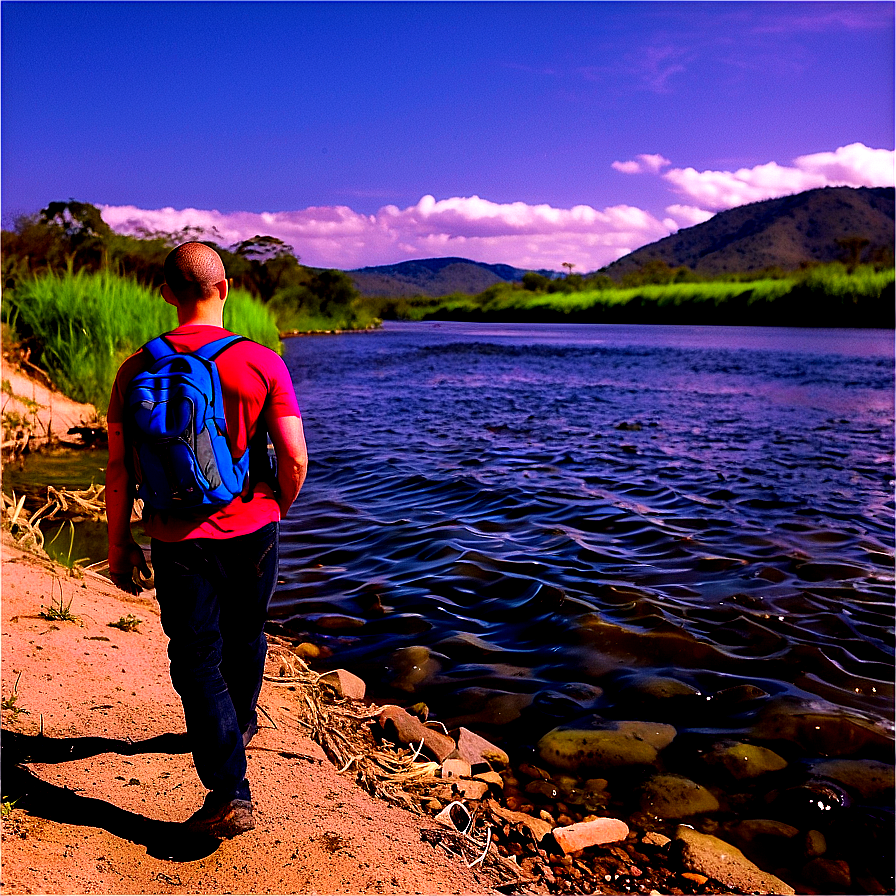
[{"xmin": 4, "ymin": 270, "xmax": 281, "ymax": 410}]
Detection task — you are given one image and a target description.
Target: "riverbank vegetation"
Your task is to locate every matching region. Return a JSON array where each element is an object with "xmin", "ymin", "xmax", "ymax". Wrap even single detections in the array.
[
  {"xmin": 3, "ymin": 269, "xmax": 280, "ymax": 410},
  {"xmin": 360, "ymin": 262, "xmax": 895, "ymax": 328},
  {"xmin": 1, "ymin": 200, "xmax": 380, "ymax": 409}
]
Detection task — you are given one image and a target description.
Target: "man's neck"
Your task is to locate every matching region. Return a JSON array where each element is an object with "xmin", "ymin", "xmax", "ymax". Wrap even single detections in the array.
[{"xmin": 175, "ymin": 305, "xmax": 224, "ymax": 327}]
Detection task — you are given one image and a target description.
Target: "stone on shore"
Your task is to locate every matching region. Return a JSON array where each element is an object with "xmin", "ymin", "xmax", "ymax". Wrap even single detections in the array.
[
  {"xmin": 320, "ymin": 668, "xmax": 367, "ymax": 700},
  {"xmin": 377, "ymin": 705, "xmax": 456, "ymax": 761},
  {"xmin": 452, "ymin": 727, "xmax": 509, "ymax": 769},
  {"xmin": 806, "ymin": 758, "xmax": 895, "ymax": 800},
  {"xmin": 552, "ymin": 817, "xmax": 630, "ymax": 854},
  {"xmin": 440, "ymin": 758, "xmax": 472, "ymax": 779},
  {"xmin": 673, "ymin": 826, "xmax": 795, "ymax": 895},
  {"xmin": 485, "ymin": 799, "xmax": 552, "ymax": 843},
  {"xmin": 434, "ymin": 779, "xmax": 489, "ymax": 801}
]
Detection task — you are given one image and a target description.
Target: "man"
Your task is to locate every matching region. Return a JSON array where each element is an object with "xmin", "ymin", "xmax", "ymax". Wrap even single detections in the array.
[{"xmin": 106, "ymin": 242, "xmax": 307, "ymax": 838}]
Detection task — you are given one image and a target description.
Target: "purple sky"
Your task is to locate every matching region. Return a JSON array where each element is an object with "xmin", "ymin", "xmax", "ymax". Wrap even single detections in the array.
[{"xmin": 2, "ymin": 1, "xmax": 894, "ymax": 272}]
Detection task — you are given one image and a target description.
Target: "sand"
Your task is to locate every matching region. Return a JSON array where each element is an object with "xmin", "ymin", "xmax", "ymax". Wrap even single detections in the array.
[{"xmin": 0, "ymin": 534, "xmax": 499, "ymax": 895}]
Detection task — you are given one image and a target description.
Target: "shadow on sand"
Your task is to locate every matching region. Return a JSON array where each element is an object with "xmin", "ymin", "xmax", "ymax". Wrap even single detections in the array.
[{"xmin": 1, "ymin": 729, "xmax": 220, "ymax": 862}]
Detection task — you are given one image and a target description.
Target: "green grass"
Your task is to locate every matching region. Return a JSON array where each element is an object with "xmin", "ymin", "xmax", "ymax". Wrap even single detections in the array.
[
  {"xmin": 368, "ymin": 264, "xmax": 894, "ymax": 328},
  {"xmin": 3, "ymin": 270, "xmax": 282, "ymax": 410},
  {"xmin": 108, "ymin": 614, "xmax": 142, "ymax": 632}
]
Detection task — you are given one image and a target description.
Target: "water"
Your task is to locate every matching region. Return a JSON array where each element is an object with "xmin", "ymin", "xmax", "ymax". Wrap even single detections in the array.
[
  {"xmin": 275, "ymin": 321, "xmax": 895, "ymax": 888},
  {"xmin": 277, "ymin": 323, "xmax": 894, "ymax": 721}
]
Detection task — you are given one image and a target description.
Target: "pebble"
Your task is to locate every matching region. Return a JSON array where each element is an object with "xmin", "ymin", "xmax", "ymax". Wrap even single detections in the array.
[
  {"xmin": 802, "ymin": 857, "xmax": 852, "ymax": 890},
  {"xmin": 454, "ymin": 726, "xmax": 509, "ymax": 769},
  {"xmin": 319, "ymin": 668, "xmax": 366, "ymax": 700},
  {"xmin": 553, "ymin": 817, "xmax": 630, "ymax": 853},
  {"xmin": 440, "ymin": 758, "xmax": 471, "ymax": 779},
  {"xmin": 377, "ymin": 705, "xmax": 455, "ymax": 761}
]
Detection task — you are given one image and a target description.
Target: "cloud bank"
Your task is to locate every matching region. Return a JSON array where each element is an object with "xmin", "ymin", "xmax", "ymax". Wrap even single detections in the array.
[{"xmin": 102, "ymin": 143, "xmax": 893, "ymax": 272}]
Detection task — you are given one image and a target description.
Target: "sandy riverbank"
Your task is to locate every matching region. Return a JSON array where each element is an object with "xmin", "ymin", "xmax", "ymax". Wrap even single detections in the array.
[{"xmin": 0, "ymin": 534, "xmax": 501, "ymax": 895}]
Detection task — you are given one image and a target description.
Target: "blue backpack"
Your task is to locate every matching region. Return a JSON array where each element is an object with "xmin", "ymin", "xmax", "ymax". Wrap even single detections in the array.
[{"xmin": 125, "ymin": 333, "xmax": 251, "ymax": 513}]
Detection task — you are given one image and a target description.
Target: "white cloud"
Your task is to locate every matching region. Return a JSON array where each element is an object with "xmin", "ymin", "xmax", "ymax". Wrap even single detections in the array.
[
  {"xmin": 662, "ymin": 142, "xmax": 895, "ymax": 210},
  {"xmin": 101, "ymin": 196, "xmax": 673, "ymax": 272},
  {"xmin": 612, "ymin": 153, "xmax": 671, "ymax": 175},
  {"xmin": 100, "ymin": 143, "xmax": 893, "ymax": 272},
  {"xmin": 665, "ymin": 204, "xmax": 717, "ymax": 228}
]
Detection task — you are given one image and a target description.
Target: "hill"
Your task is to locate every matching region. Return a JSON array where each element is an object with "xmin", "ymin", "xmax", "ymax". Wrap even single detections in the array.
[
  {"xmin": 604, "ymin": 186, "xmax": 894, "ymax": 279},
  {"xmin": 347, "ymin": 257, "xmax": 553, "ymax": 297}
]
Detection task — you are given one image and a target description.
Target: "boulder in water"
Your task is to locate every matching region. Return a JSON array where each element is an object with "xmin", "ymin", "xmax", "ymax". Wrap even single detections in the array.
[
  {"xmin": 703, "ymin": 740, "xmax": 788, "ymax": 779},
  {"xmin": 537, "ymin": 720, "xmax": 676, "ymax": 772},
  {"xmin": 639, "ymin": 773, "xmax": 720, "ymax": 818}
]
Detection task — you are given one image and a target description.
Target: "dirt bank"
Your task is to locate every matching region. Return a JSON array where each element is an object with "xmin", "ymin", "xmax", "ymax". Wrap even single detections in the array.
[
  {"xmin": 0, "ymin": 534, "xmax": 500, "ymax": 895},
  {"xmin": 1, "ymin": 353, "xmax": 100, "ymax": 454}
]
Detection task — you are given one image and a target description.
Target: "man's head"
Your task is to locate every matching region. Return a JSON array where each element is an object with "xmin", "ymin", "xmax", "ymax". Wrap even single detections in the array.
[{"xmin": 163, "ymin": 242, "xmax": 227, "ymax": 303}]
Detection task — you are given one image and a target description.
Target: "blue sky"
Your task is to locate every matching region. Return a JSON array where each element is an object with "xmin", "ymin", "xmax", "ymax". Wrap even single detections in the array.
[{"xmin": 2, "ymin": 1, "xmax": 894, "ymax": 271}]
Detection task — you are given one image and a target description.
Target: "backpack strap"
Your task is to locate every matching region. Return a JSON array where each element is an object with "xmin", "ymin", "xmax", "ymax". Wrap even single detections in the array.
[
  {"xmin": 141, "ymin": 335, "xmax": 177, "ymax": 364},
  {"xmin": 192, "ymin": 334, "xmax": 247, "ymax": 361},
  {"xmin": 140, "ymin": 333, "xmax": 247, "ymax": 364}
]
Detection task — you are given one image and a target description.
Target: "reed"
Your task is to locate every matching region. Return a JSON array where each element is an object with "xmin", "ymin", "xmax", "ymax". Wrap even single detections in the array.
[{"xmin": 4, "ymin": 270, "xmax": 281, "ymax": 410}]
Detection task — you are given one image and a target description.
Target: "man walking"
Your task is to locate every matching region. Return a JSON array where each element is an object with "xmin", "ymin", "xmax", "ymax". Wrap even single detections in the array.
[{"xmin": 105, "ymin": 242, "xmax": 307, "ymax": 838}]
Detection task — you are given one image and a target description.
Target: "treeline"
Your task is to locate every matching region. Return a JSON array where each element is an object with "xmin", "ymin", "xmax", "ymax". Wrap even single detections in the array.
[
  {"xmin": 363, "ymin": 262, "xmax": 895, "ymax": 328},
  {"xmin": 1, "ymin": 200, "xmax": 379, "ymax": 333}
]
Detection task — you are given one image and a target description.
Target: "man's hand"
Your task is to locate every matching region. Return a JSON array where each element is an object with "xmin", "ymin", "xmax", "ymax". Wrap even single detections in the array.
[{"xmin": 108, "ymin": 540, "xmax": 152, "ymax": 594}]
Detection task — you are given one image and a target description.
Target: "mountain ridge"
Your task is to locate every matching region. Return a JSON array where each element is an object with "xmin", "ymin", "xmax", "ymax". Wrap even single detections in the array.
[{"xmin": 344, "ymin": 187, "xmax": 894, "ymax": 297}]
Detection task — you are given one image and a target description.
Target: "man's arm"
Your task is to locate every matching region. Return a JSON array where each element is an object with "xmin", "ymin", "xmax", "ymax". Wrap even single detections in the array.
[
  {"xmin": 265, "ymin": 413, "xmax": 307, "ymax": 518},
  {"xmin": 105, "ymin": 422, "xmax": 150, "ymax": 593}
]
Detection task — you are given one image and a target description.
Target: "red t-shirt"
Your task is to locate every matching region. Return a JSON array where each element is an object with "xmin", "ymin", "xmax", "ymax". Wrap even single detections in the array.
[{"xmin": 108, "ymin": 325, "xmax": 301, "ymax": 541}]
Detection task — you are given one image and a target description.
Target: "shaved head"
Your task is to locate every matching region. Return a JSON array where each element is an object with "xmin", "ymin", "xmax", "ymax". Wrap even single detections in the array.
[{"xmin": 164, "ymin": 242, "xmax": 226, "ymax": 301}]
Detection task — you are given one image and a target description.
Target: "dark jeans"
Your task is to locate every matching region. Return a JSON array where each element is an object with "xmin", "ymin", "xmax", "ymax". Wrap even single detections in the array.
[{"xmin": 151, "ymin": 522, "xmax": 279, "ymax": 805}]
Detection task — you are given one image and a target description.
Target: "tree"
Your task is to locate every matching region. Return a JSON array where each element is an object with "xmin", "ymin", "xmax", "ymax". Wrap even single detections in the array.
[
  {"xmin": 232, "ymin": 235, "xmax": 303, "ymax": 301},
  {"xmin": 38, "ymin": 200, "xmax": 113, "ymax": 269},
  {"xmin": 836, "ymin": 236, "xmax": 870, "ymax": 273},
  {"xmin": 562, "ymin": 262, "xmax": 576, "ymax": 278}
]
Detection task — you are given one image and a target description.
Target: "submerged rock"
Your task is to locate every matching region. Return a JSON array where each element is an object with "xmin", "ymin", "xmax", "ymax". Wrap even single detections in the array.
[
  {"xmin": 751, "ymin": 696, "xmax": 892, "ymax": 755},
  {"xmin": 703, "ymin": 740, "xmax": 788, "ymax": 779},
  {"xmin": 537, "ymin": 720, "xmax": 677, "ymax": 772},
  {"xmin": 673, "ymin": 826, "xmax": 795, "ymax": 895},
  {"xmin": 386, "ymin": 645, "xmax": 442, "ymax": 693},
  {"xmin": 639, "ymin": 774, "xmax": 720, "ymax": 818},
  {"xmin": 806, "ymin": 758, "xmax": 895, "ymax": 801}
]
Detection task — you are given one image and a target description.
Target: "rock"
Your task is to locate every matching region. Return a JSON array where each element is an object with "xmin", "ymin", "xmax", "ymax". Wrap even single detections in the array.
[
  {"xmin": 433, "ymin": 779, "xmax": 489, "ymax": 801},
  {"xmin": 319, "ymin": 668, "xmax": 366, "ymax": 700},
  {"xmin": 377, "ymin": 705, "xmax": 455, "ymax": 761},
  {"xmin": 584, "ymin": 777, "xmax": 608, "ymax": 792},
  {"xmin": 446, "ymin": 687, "xmax": 534, "ymax": 727},
  {"xmin": 552, "ymin": 817, "xmax": 630, "ymax": 853},
  {"xmin": 618, "ymin": 673, "xmax": 701, "ymax": 701},
  {"xmin": 751, "ymin": 696, "xmax": 892, "ymax": 755},
  {"xmin": 802, "ymin": 857, "xmax": 851, "ymax": 890},
  {"xmin": 674, "ymin": 826, "xmax": 795, "ymax": 895},
  {"xmin": 537, "ymin": 720, "xmax": 677, "ymax": 772},
  {"xmin": 440, "ymin": 758, "xmax": 471, "ymax": 778},
  {"xmin": 680, "ymin": 872, "xmax": 708, "ymax": 885},
  {"xmin": 486, "ymin": 799, "xmax": 552, "ymax": 843},
  {"xmin": 452, "ymin": 727, "xmax": 509, "ymax": 769},
  {"xmin": 729, "ymin": 819, "xmax": 799, "ymax": 867},
  {"xmin": 640, "ymin": 774, "xmax": 720, "ymax": 818},
  {"xmin": 802, "ymin": 829, "xmax": 827, "ymax": 859},
  {"xmin": 314, "ymin": 614, "xmax": 366, "ymax": 630},
  {"xmin": 642, "ymin": 832, "xmax": 671, "ymax": 848},
  {"xmin": 525, "ymin": 780, "xmax": 560, "ymax": 800},
  {"xmin": 703, "ymin": 741, "xmax": 788, "ymax": 779},
  {"xmin": 474, "ymin": 771, "xmax": 504, "ymax": 789},
  {"xmin": 773, "ymin": 779, "xmax": 851, "ymax": 829},
  {"xmin": 806, "ymin": 758, "xmax": 895, "ymax": 800},
  {"xmin": 293, "ymin": 641, "xmax": 322, "ymax": 659},
  {"xmin": 387, "ymin": 645, "xmax": 441, "ymax": 693}
]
